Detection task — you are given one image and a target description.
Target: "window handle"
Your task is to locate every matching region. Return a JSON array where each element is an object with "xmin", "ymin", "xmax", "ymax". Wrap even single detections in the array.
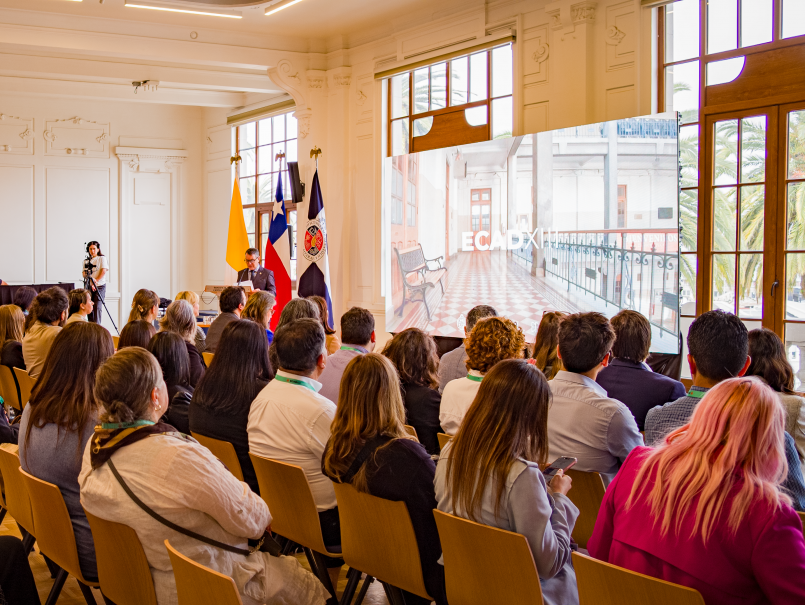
[{"xmin": 771, "ymin": 280, "xmax": 779, "ymax": 297}]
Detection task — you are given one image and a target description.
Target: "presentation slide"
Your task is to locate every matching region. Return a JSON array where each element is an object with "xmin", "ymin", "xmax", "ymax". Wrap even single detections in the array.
[{"xmin": 382, "ymin": 113, "xmax": 681, "ymax": 354}]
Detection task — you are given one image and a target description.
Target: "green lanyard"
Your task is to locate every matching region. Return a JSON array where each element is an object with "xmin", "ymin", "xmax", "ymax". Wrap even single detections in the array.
[
  {"xmin": 466, "ymin": 374, "xmax": 483, "ymax": 383},
  {"xmin": 101, "ymin": 420, "xmax": 155, "ymax": 430},
  {"xmin": 688, "ymin": 389, "xmax": 707, "ymax": 399},
  {"xmin": 340, "ymin": 346, "xmax": 364, "ymax": 354},
  {"xmin": 275, "ymin": 375, "xmax": 317, "ymax": 392}
]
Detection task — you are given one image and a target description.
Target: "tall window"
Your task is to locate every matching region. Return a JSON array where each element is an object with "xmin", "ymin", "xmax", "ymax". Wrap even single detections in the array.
[
  {"xmin": 236, "ymin": 110, "xmax": 299, "ymax": 280},
  {"xmin": 388, "ymin": 43, "xmax": 513, "ymax": 156}
]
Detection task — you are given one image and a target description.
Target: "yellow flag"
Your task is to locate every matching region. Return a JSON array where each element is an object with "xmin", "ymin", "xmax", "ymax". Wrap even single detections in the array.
[{"xmin": 226, "ymin": 179, "xmax": 251, "ymax": 273}]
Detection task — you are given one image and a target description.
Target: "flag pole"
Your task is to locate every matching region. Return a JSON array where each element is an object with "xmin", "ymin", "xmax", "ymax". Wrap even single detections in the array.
[
  {"xmin": 310, "ymin": 146, "xmax": 322, "ymax": 170},
  {"xmin": 274, "ymin": 150, "xmax": 286, "ymax": 221}
]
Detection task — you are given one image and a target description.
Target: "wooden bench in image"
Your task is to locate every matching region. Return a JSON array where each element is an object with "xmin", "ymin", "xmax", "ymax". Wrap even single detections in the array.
[{"xmin": 393, "ymin": 244, "xmax": 447, "ymax": 321}]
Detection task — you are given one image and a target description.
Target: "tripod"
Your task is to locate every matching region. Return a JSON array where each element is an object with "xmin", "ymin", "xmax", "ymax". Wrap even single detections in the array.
[{"xmin": 85, "ymin": 272, "xmax": 120, "ymax": 335}]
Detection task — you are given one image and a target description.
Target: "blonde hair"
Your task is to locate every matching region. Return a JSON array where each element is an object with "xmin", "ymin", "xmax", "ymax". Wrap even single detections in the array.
[
  {"xmin": 531, "ymin": 311, "xmax": 567, "ymax": 380},
  {"xmin": 159, "ymin": 299, "xmax": 196, "ymax": 343},
  {"xmin": 175, "ymin": 291, "xmax": 199, "ymax": 307},
  {"xmin": 242, "ymin": 291, "xmax": 276, "ymax": 329},
  {"xmin": 0, "ymin": 304, "xmax": 25, "ymax": 344},
  {"xmin": 128, "ymin": 289, "xmax": 159, "ymax": 323}
]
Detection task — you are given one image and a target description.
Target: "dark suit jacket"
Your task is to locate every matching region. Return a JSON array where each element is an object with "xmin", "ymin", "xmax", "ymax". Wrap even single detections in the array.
[
  {"xmin": 401, "ymin": 382, "xmax": 443, "ymax": 455},
  {"xmin": 237, "ymin": 267, "xmax": 276, "ymax": 295},
  {"xmin": 596, "ymin": 358, "xmax": 687, "ymax": 431}
]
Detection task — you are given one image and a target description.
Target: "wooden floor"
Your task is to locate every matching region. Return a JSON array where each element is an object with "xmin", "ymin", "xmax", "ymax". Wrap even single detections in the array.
[{"xmin": 1, "ymin": 510, "xmax": 392, "ymax": 605}]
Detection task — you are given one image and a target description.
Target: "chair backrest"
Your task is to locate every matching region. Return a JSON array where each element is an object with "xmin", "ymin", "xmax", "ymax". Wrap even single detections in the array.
[
  {"xmin": 0, "ymin": 446, "xmax": 34, "ymax": 534},
  {"xmin": 565, "ymin": 469, "xmax": 606, "ymax": 549},
  {"xmin": 248, "ymin": 454, "xmax": 330, "ymax": 554},
  {"xmin": 799, "ymin": 511, "xmax": 805, "ymax": 541},
  {"xmin": 112, "ymin": 335, "xmax": 120, "ymax": 349},
  {"xmin": 0, "ymin": 365, "xmax": 21, "ymax": 411},
  {"xmin": 12, "ymin": 368, "xmax": 34, "ymax": 409},
  {"xmin": 202, "ymin": 352, "xmax": 214, "ymax": 367},
  {"xmin": 333, "ymin": 481, "xmax": 431, "ymax": 599},
  {"xmin": 165, "ymin": 540, "xmax": 243, "ymax": 605},
  {"xmin": 84, "ymin": 509, "xmax": 158, "ymax": 605},
  {"xmin": 19, "ymin": 468, "xmax": 95, "ymax": 585},
  {"xmin": 437, "ymin": 433, "xmax": 452, "ymax": 451},
  {"xmin": 573, "ymin": 552, "xmax": 705, "ymax": 605},
  {"xmin": 404, "ymin": 425, "xmax": 418, "ymax": 439},
  {"xmin": 433, "ymin": 509, "xmax": 544, "ymax": 605},
  {"xmin": 191, "ymin": 433, "xmax": 244, "ymax": 482}
]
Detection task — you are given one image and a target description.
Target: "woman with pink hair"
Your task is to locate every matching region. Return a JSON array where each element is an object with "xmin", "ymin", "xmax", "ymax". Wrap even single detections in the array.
[{"xmin": 588, "ymin": 376, "xmax": 805, "ymax": 605}]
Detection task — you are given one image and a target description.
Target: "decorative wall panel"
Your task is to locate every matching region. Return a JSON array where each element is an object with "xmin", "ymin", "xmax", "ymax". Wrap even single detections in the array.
[
  {"xmin": 0, "ymin": 113, "xmax": 34, "ymax": 155},
  {"xmin": 43, "ymin": 116, "xmax": 110, "ymax": 158},
  {"xmin": 605, "ymin": 1, "xmax": 635, "ymax": 72},
  {"xmin": 0, "ymin": 165, "xmax": 34, "ymax": 282}
]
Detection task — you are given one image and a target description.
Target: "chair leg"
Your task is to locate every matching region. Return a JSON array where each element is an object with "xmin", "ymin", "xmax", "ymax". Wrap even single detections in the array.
[
  {"xmin": 303, "ymin": 547, "xmax": 319, "ymax": 577},
  {"xmin": 0, "ymin": 507, "xmax": 6, "ymax": 524},
  {"xmin": 78, "ymin": 582, "xmax": 96, "ymax": 605},
  {"xmin": 21, "ymin": 532, "xmax": 35, "ymax": 555},
  {"xmin": 338, "ymin": 568, "xmax": 361, "ymax": 605},
  {"xmin": 44, "ymin": 568, "xmax": 68, "ymax": 605},
  {"xmin": 280, "ymin": 537, "xmax": 297, "ymax": 556},
  {"xmin": 352, "ymin": 574, "xmax": 374, "ymax": 605},
  {"xmin": 101, "ymin": 593, "xmax": 117, "ymax": 605},
  {"xmin": 311, "ymin": 550, "xmax": 337, "ymax": 598}
]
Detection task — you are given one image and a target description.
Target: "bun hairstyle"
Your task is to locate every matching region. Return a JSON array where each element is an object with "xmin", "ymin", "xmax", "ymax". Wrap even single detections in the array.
[
  {"xmin": 95, "ymin": 347, "xmax": 162, "ymax": 424},
  {"xmin": 127, "ymin": 289, "xmax": 160, "ymax": 323}
]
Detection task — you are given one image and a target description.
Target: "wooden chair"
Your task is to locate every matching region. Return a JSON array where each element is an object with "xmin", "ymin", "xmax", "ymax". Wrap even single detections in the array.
[
  {"xmin": 798, "ymin": 511, "xmax": 805, "ymax": 541},
  {"xmin": 333, "ymin": 481, "xmax": 432, "ymax": 604},
  {"xmin": 0, "ymin": 365, "xmax": 22, "ymax": 412},
  {"xmin": 433, "ymin": 509, "xmax": 544, "ymax": 605},
  {"xmin": 84, "ymin": 509, "xmax": 158, "ymax": 605},
  {"xmin": 165, "ymin": 539, "xmax": 243, "ymax": 605},
  {"xmin": 404, "ymin": 425, "xmax": 418, "ymax": 439},
  {"xmin": 202, "ymin": 352, "xmax": 214, "ymax": 367},
  {"xmin": 564, "ymin": 469, "xmax": 606, "ymax": 549},
  {"xmin": 112, "ymin": 335, "xmax": 120, "ymax": 349},
  {"xmin": 0, "ymin": 446, "xmax": 35, "ymax": 550},
  {"xmin": 12, "ymin": 367, "xmax": 34, "ymax": 409},
  {"xmin": 191, "ymin": 433, "xmax": 245, "ymax": 481},
  {"xmin": 437, "ymin": 433, "xmax": 452, "ymax": 450},
  {"xmin": 20, "ymin": 468, "xmax": 100, "ymax": 605},
  {"xmin": 573, "ymin": 552, "xmax": 706, "ymax": 604}
]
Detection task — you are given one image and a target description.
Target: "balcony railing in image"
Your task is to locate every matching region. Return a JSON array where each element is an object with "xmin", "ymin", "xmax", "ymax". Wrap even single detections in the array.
[{"xmin": 551, "ymin": 119, "xmax": 678, "ymax": 140}]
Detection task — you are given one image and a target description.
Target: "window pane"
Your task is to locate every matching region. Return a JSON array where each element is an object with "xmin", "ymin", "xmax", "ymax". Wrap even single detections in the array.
[
  {"xmin": 491, "ymin": 97, "xmax": 513, "ymax": 139},
  {"xmin": 431, "ymin": 63, "xmax": 447, "ymax": 110},
  {"xmin": 258, "ymin": 118, "xmax": 271, "ymax": 146},
  {"xmin": 273, "ymin": 114, "xmax": 285, "ymax": 142},
  {"xmin": 786, "ymin": 253, "xmax": 805, "ymax": 319},
  {"xmin": 740, "ymin": 185, "xmax": 765, "ymax": 250},
  {"xmin": 714, "ymin": 119, "xmax": 739, "ymax": 185},
  {"xmin": 491, "ymin": 45, "xmax": 513, "ymax": 98},
  {"xmin": 788, "ymin": 182, "xmax": 805, "ymax": 250},
  {"xmin": 259, "ymin": 174, "xmax": 273, "ymax": 204},
  {"xmin": 741, "ymin": 0, "xmax": 773, "ymax": 47},
  {"xmin": 741, "ymin": 116, "xmax": 767, "ymax": 182},
  {"xmin": 272, "ymin": 143, "xmax": 286, "ymax": 172},
  {"xmin": 239, "ymin": 122, "xmax": 256, "ymax": 150},
  {"xmin": 665, "ymin": 0, "xmax": 700, "ymax": 62},
  {"xmin": 255, "ymin": 146, "xmax": 269, "ymax": 174},
  {"xmin": 391, "ymin": 74, "xmax": 409, "ymax": 119},
  {"xmin": 783, "ymin": 0, "xmax": 805, "ymax": 38},
  {"xmin": 664, "ymin": 61, "xmax": 699, "ymax": 124},
  {"xmin": 680, "ymin": 315, "xmax": 695, "ymax": 378},
  {"xmin": 680, "ymin": 254, "xmax": 698, "ymax": 312},
  {"xmin": 469, "ymin": 52, "xmax": 487, "ymax": 102},
  {"xmin": 739, "ymin": 254, "xmax": 763, "ymax": 317},
  {"xmin": 784, "ymin": 329, "xmax": 805, "ymax": 390},
  {"xmin": 713, "ymin": 187, "xmax": 738, "ymax": 250},
  {"xmin": 708, "ymin": 0, "xmax": 738, "ymax": 54},
  {"xmin": 241, "ymin": 148, "xmax": 256, "ymax": 177},
  {"xmin": 706, "ymin": 57, "xmax": 745, "ymax": 86},
  {"xmin": 680, "ymin": 125, "xmax": 699, "ymax": 187},
  {"xmin": 412, "ymin": 116, "xmax": 433, "ymax": 137},
  {"xmin": 681, "ymin": 189, "xmax": 698, "ymax": 251},
  {"xmin": 413, "ymin": 68, "xmax": 429, "ymax": 114},
  {"xmin": 243, "ymin": 207, "xmax": 255, "ymax": 233},
  {"xmin": 789, "ymin": 110, "xmax": 805, "ymax": 179},
  {"xmin": 450, "ymin": 56, "xmax": 468, "ymax": 106},
  {"xmin": 286, "ymin": 139, "xmax": 297, "ymax": 162},
  {"xmin": 261, "ymin": 211, "xmax": 270, "ymax": 233},
  {"xmin": 465, "ymin": 105, "xmax": 488, "ymax": 126},
  {"xmin": 712, "ymin": 254, "xmax": 736, "ymax": 313},
  {"xmin": 287, "ymin": 113, "xmax": 298, "ymax": 139},
  {"xmin": 391, "ymin": 119, "xmax": 409, "ymax": 156}
]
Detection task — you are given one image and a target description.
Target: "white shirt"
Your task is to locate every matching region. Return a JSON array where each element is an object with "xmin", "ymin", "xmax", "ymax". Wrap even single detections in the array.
[
  {"xmin": 65, "ymin": 313, "xmax": 88, "ymax": 325},
  {"xmin": 84, "ymin": 255, "xmax": 109, "ymax": 287},
  {"xmin": 438, "ymin": 370, "xmax": 484, "ymax": 435},
  {"xmin": 247, "ymin": 370, "xmax": 337, "ymax": 511}
]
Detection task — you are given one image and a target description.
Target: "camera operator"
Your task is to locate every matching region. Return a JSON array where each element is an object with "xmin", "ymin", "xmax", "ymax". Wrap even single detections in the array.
[{"xmin": 82, "ymin": 241, "xmax": 108, "ymax": 325}]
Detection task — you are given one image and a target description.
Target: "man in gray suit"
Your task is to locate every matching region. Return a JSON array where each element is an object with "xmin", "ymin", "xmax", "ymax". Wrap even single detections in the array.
[
  {"xmin": 236, "ymin": 248, "xmax": 276, "ymax": 296},
  {"xmin": 437, "ymin": 305, "xmax": 497, "ymax": 392},
  {"xmin": 318, "ymin": 307, "xmax": 376, "ymax": 403}
]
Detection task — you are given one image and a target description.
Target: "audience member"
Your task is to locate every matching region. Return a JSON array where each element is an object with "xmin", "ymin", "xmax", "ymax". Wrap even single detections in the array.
[
  {"xmin": 117, "ymin": 320, "xmax": 156, "ymax": 350},
  {"xmin": 746, "ymin": 328, "xmax": 805, "ymax": 470},
  {"xmin": 435, "ymin": 359, "xmax": 579, "ymax": 605},
  {"xmin": 0, "ymin": 304, "xmax": 25, "ymax": 370},
  {"xmin": 127, "ymin": 289, "xmax": 159, "ymax": 324},
  {"xmin": 148, "ymin": 331, "xmax": 193, "ymax": 433},
  {"xmin": 0, "ymin": 536, "xmax": 39, "ymax": 605},
  {"xmin": 382, "ymin": 328, "xmax": 443, "ymax": 455},
  {"xmin": 309, "ymin": 295, "xmax": 340, "ymax": 355},
  {"xmin": 79, "ymin": 347, "xmax": 329, "ymax": 605},
  {"xmin": 160, "ymin": 299, "xmax": 206, "ymax": 387},
  {"xmin": 319, "ymin": 306, "xmax": 376, "ymax": 402},
  {"xmin": 323, "ymin": 353, "xmax": 447, "ymax": 605},
  {"xmin": 65, "ymin": 288, "xmax": 93, "ymax": 325},
  {"xmin": 437, "ymin": 305, "xmax": 497, "ymax": 391},
  {"xmin": 20, "ymin": 321, "xmax": 114, "ymax": 582},
  {"xmin": 175, "ymin": 291, "xmax": 207, "ymax": 353},
  {"xmin": 588, "ymin": 377, "xmax": 805, "ymax": 605},
  {"xmin": 531, "ymin": 311, "xmax": 567, "ymax": 380},
  {"xmin": 596, "ymin": 310, "xmax": 686, "ymax": 431},
  {"xmin": 12, "ymin": 286, "xmax": 36, "ymax": 316},
  {"xmin": 248, "ymin": 318, "xmax": 343, "ymax": 587},
  {"xmin": 268, "ymin": 298, "xmax": 321, "ymax": 372},
  {"xmin": 190, "ymin": 320, "xmax": 273, "ymax": 494},
  {"xmin": 205, "ymin": 286, "xmax": 245, "ymax": 353},
  {"xmin": 242, "ymin": 290, "xmax": 277, "ymax": 345},
  {"xmin": 22, "ymin": 286, "xmax": 68, "ymax": 379},
  {"xmin": 439, "ymin": 316, "xmax": 524, "ymax": 434},
  {"xmin": 547, "ymin": 312, "xmax": 642, "ymax": 485}
]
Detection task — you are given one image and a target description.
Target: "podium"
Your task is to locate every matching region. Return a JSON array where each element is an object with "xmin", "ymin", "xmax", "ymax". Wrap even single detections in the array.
[{"xmin": 204, "ymin": 285, "xmax": 254, "ymax": 296}]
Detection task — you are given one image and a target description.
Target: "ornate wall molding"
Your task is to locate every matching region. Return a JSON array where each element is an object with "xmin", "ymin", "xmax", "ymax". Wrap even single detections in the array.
[
  {"xmin": 307, "ymin": 70, "xmax": 326, "ymax": 89},
  {"xmin": 546, "ymin": 0, "xmax": 597, "ymax": 36},
  {"xmin": 44, "ymin": 116, "xmax": 110, "ymax": 158},
  {"xmin": 0, "ymin": 113, "xmax": 35, "ymax": 155},
  {"xmin": 115, "ymin": 147, "xmax": 187, "ymax": 173},
  {"xmin": 606, "ymin": 25, "xmax": 626, "ymax": 45}
]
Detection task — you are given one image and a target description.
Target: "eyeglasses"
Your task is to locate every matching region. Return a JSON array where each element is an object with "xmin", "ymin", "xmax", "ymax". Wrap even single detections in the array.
[{"xmin": 244, "ymin": 257, "xmax": 260, "ymax": 263}]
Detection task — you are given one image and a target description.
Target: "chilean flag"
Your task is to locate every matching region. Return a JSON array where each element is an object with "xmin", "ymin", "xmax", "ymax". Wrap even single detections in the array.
[
  {"xmin": 297, "ymin": 170, "xmax": 334, "ymax": 329},
  {"xmin": 264, "ymin": 177, "xmax": 292, "ymax": 331}
]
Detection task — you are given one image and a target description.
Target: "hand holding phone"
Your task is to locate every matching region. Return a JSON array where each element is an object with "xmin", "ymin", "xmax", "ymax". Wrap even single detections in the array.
[
  {"xmin": 543, "ymin": 456, "xmax": 576, "ymax": 496},
  {"xmin": 543, "ymin": 456, "xmax": 577, "ymax": 480}
]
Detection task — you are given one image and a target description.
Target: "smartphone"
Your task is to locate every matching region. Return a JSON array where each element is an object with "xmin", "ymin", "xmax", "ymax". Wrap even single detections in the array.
[{"xmin": 543, "ymin": 457, "xmax": 577, "ymax": 480}]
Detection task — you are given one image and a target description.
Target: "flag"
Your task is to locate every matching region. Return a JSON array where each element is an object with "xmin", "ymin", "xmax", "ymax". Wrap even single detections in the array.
[
  {"xmin": 225, "ymin": 178, "xmax": 251, "ymax": 274},
  {"xmin": 297, "ymin": 170, "xmax": 333, "ymax": 329},
  {"xmin": 265, "ymin": 177, "xmax": 292, "ymax": 331}
]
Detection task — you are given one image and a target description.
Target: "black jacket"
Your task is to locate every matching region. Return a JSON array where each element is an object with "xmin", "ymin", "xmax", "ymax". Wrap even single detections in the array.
[
  {"xmin": 236, "ymin": 267, "xmax": 276, "ymax": 295},
  {"xmin": 401, "ymin": 382, "xmax": 443, "ymax": 455}
]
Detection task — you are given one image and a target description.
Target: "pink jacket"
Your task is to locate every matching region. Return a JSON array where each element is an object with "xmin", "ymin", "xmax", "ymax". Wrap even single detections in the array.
[{"xmin": 588, "ymin": 447, "xmax": 805, "ymax": 605}]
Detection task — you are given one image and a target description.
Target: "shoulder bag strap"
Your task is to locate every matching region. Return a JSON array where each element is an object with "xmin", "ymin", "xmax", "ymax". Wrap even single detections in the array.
[
  {"xmin": 107, "ymin": 458, "xmax": 254, "ymax": 556},
  {"xmin": 339, "ymin": 435, "xmax": 393, "ymax": 484}
]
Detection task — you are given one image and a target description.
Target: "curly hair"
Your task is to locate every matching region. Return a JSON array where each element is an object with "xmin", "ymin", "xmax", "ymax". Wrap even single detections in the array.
[{"xmin": 465, "ymin": 316, "xmax": 525, "ymax": 373}]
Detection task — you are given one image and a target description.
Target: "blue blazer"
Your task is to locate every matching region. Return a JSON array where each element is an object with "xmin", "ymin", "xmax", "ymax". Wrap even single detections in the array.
[{"xmin": 596, "ymin": 358, "xmax": 687, "ymax": 431}]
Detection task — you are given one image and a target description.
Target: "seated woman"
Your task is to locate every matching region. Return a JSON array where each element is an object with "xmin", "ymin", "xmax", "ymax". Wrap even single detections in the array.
[
  {"xmin": 0, "ymin": 304, "xmax": 25, "ymax": 370},
  {"xmin": 127, "ymin": 289, "xmax": 160, "ymax": 325},
  {"xmin": 439, "ymin": 317, "xmax": 525, "ymax": 434},
  {"xmin": 65, "ymin": 288, "xmax": 93, "ymax": 325},
  {"xmin": 19, "ymin": 321, "xmax": 114, "ymax": 581},
  {"xmin": 382, "ymin": 328, "xmax": 443, "ymax": 455},
  {"xmin": 309, "ymin": 295, "xmax": 340, "ymax": 355},
  {"xmin": 588, "ymin": 376, "xmax": 805, "ymax": 605},
  {"xmin": 118, "ymin": 320, "xmax": 157, "ymax": 350},
  {"xmin": 435, "ymin": 359, "xmax": 579, "ymax": 605},
  {"xmin": 323, "ymin": 353, "xmax": 447, "ymax": 605},
  {"xmin": 531, "ymin": 311, "xmax": 566, "ymax": 380},
  {"xmin": 242, "ymin": 290, "xmax": 276, "ymax": 345},
  {"xmin": 160, "ymin": 300, "xmax": 206, "ymax": 387},
  {"xmin": 12, "ymin": 286, "xmax": 37, "ymax": 317},
  {"xmin": 189, "ymin": 320, "xmax": 272, "ymax": 494},
  {"xmin": 148, "ymin": 331, "xmax": 194, "ymax": 434},
  {"xmin": 78, "ymin": 348, "xmax": 329, "ymax": 605},
  {"xmin": 175, "ymin": 291, "xmax": 207, "ymax": 353}
]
